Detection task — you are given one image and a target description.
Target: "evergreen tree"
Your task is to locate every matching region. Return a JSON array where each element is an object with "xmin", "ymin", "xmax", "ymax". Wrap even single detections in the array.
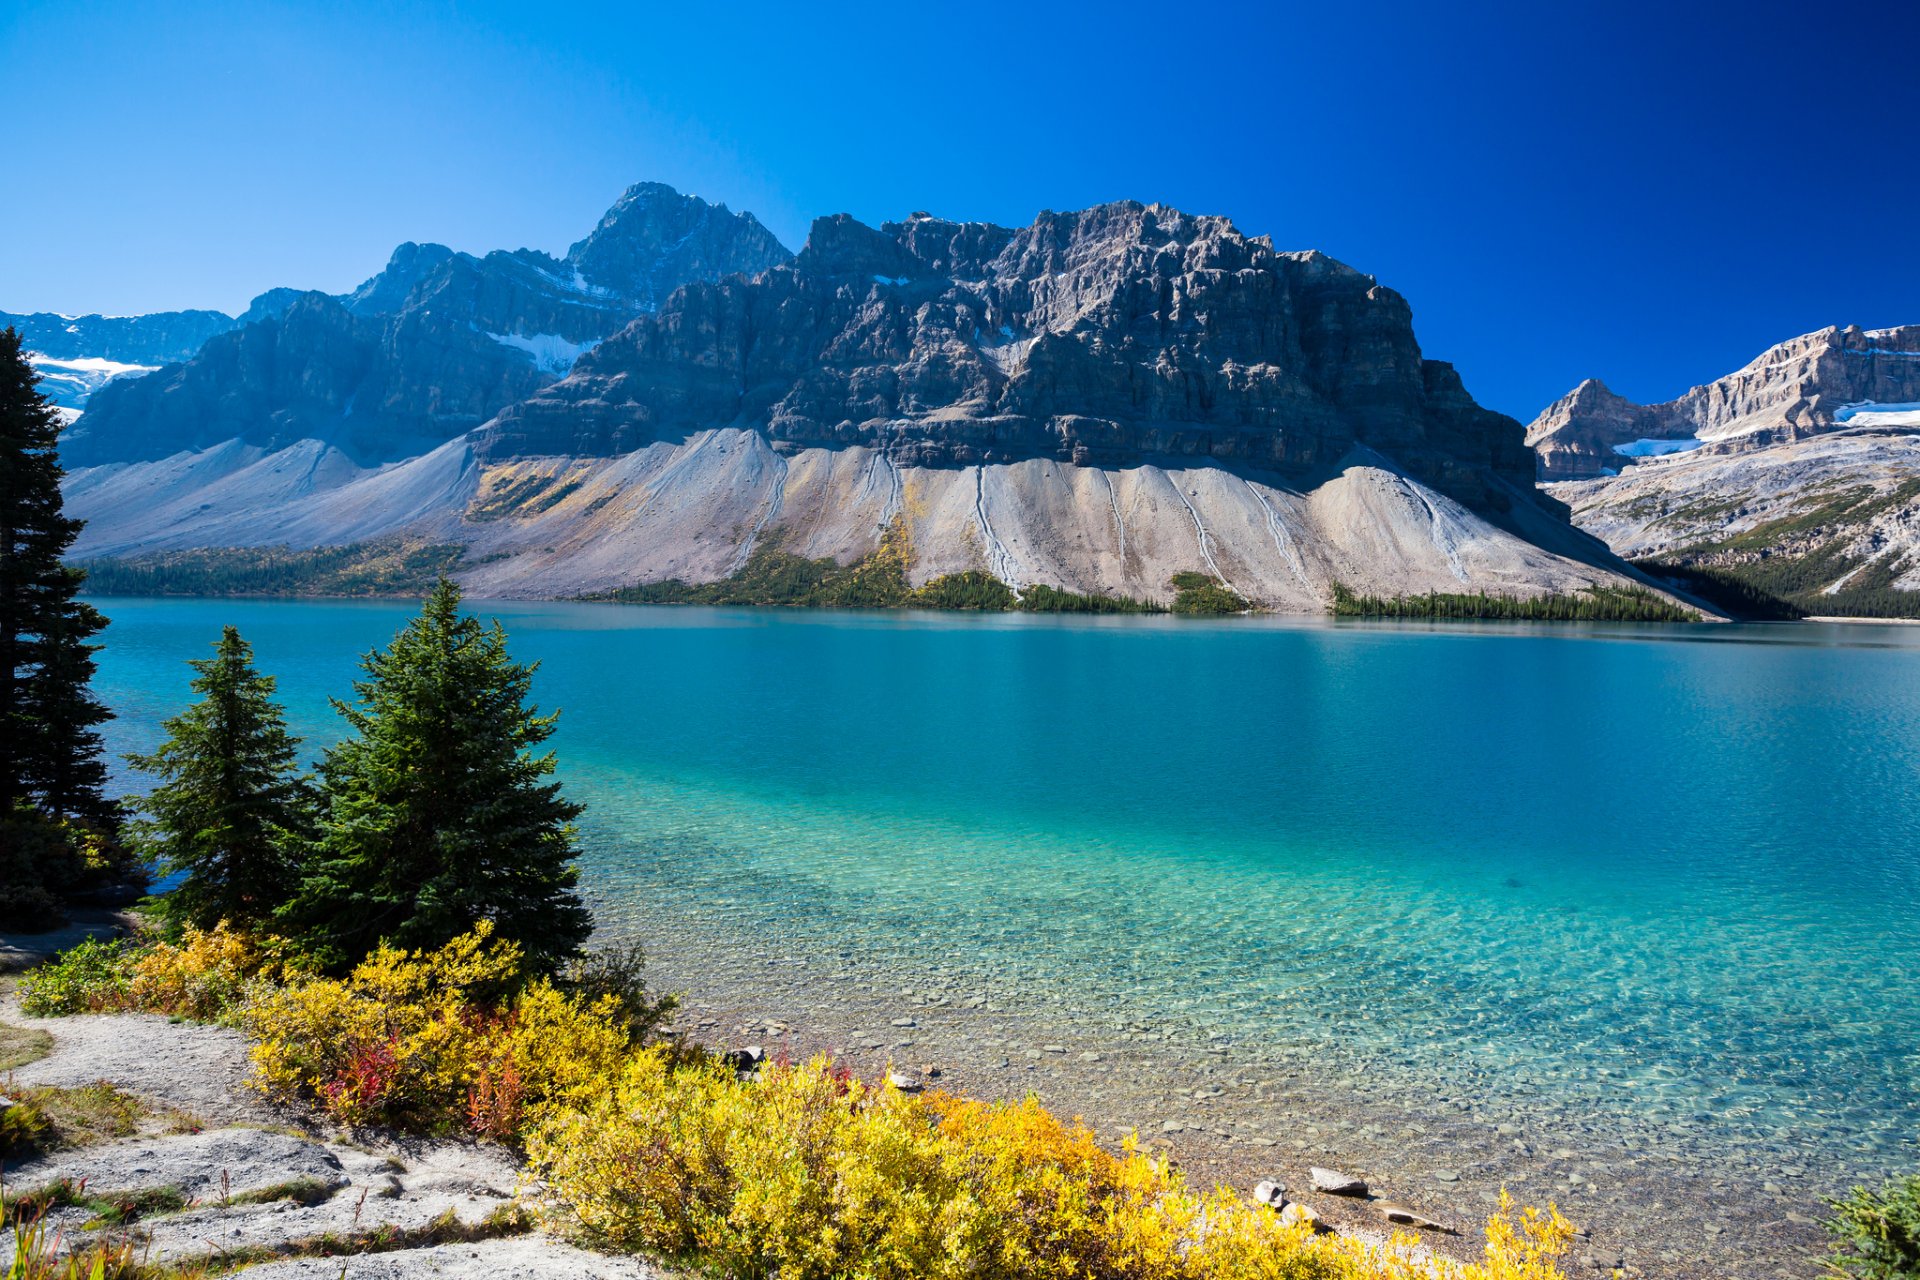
[
  {"xmin": 0, "ymin": 326, "xmax": 111, "ymax": 821},
  {"xmin": 128, "ymin": 627, "xmax": 312, "ymax": 929},
  {"xmin": 286, "ymin": 579, "xmax": 591, "ymax": 973}
]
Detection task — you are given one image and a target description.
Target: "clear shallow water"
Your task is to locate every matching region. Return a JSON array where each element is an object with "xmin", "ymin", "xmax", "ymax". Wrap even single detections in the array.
[{"xmin": 88, "ymin": 599, "xmax": 1920, "ymax": 1185}]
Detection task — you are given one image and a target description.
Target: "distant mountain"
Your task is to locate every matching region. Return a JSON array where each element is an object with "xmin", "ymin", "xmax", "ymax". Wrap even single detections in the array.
[
  {"xmin": 0, "ymin": 309, "xmax": 236, "ymax": 366},
  {"xmin": 55, "ymin": 188, "xmax": 1662, "ymax": 612},
  {"xmin": 1527, "ymin": 325, "xmax": 1920, "ymax": 481},
  {"xmin": 64, "ymin": 184, "xmax": 792, "ymax": 467},
  {"xmin": 1536, "ymin": 325, "xmax": 1920, "ymax": 615},
  {"xmin": 0, "ymin": 309, "xmax": 240, "ymax": 417}
]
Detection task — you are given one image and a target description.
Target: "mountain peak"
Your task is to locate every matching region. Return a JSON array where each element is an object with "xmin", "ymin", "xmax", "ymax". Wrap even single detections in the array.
[{"xmin": 563, "ymin": 182, "xmax": 792, "ymax": 306}]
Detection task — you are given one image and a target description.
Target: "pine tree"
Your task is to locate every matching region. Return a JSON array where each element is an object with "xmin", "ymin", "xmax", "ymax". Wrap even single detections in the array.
[
  {"xmin": 128, "ymin": 626, "xmax": 312, "ymax": 929},
  {"xmin": 286, "ymin": 579, "xmax": 592, "ymax": 973},
  {"xmin": 0, "ymin": 326, "xmax": 112, "ymax": 822}
]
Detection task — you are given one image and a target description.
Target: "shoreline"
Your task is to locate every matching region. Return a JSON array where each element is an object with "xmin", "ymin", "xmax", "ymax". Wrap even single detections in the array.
[
  {"xmin": 618, "ymin": 904, "xmax": 1829, "ymax": 1280},
  {"xmin": 0, "ymin": 906, "xmax": 1836, "ymax": 1278},
  {"xmin": 80, "ymin": 589, "xmax": 1920, "ymax": 629}
]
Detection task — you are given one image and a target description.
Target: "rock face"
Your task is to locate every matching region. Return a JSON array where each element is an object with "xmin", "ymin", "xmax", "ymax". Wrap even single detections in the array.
[
  {"xmin": 62, "ymin": 185, "xmax": 793, "ymax": 467},
  {"xmin": 1528, "ymin": 325, "xmax": 1920, "ymax": 481},
  {"xmin": 1540, "ymin": 324, "xmax": 1920, "ymax": 611},
  {"xmin": 485, "ymin": 203, "xmax": 1538, "ymax": 515}
]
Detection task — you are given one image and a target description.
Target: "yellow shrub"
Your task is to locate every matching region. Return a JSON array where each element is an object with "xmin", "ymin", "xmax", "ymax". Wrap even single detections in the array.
[
  {"xmin": 244, "ymin": 922, "xmax": 632, "ymax": 1132},
  {"xmin": 125, "ymin": 921, "xmax": 301, "ymax": 1021},
  {"xmin": 525, "ymin": 1055, "xmax": 1574, "ymax": 1280}
]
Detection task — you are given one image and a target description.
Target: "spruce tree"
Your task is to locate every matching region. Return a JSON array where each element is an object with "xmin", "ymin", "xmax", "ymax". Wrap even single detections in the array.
[
  {"xmin": 286, "ymin": 579, "xmax": 591, "ymax": 973},
  {"xmin": 0, "ymin": 326, "xmax": 111, "ymax": 822},
  {"xmin": 129, "ymin": 626, "xmax": 312, "ymax": 929}
]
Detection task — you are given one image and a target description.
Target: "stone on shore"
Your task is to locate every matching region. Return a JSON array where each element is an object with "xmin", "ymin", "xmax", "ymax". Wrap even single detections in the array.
[
  {"xmin": 1379, "ymin": 1203, "xmax": 1459, "ymax": 1234},
  {"xmin": 1280, "ymin": 1202, "xmax": 1330, "ymax": 1232},
  {"xmin": 1309, "ymin": 1166, "xmax": 1368, "ymax": 1196}
]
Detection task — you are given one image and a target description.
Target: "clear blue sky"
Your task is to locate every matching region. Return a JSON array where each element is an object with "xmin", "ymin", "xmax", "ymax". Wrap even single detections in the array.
[{"xmin": 3, "ymin": 0, "xmax": 1915, "ymax": 419}]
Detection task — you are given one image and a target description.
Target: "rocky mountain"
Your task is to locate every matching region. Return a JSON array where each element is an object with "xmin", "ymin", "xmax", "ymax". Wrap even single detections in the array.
[
  {"xmin": 1528, "ymin": 325, "xmax": 1920, "ymax": 481},
  {"xmin": 56, "ymin": 189, "xmax": 1666, "ymax": 611},
  {"xmin": 484, "ymin": 205, "xmax": 1538, "ymax": 506},
  {"xmin": 63, "ymin": 184, "xmax": 792, "ymax": 468},
  {"xmin": 1537, "ymin": 325, "xmax": 1920, "ymax": 614}
]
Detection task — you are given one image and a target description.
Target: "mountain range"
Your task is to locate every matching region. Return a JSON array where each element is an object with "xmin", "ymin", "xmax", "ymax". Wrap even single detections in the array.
[
  {"xmin": 1531, "ymin": 326, "xmax": 1920, "ymax": 615},
  {"xmin": 29, "ymin": 180, "xmax": 1868, "ymax": 613}
]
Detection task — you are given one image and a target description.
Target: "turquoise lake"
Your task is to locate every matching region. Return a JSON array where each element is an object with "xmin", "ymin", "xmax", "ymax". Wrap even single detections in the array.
[{"xmin": 87, "ymin": 598, "xmax": 1920, "ymax": 1196}]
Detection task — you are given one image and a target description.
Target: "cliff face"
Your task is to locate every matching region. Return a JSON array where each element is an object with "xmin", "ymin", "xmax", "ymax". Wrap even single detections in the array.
[
  {"xmin": 1528, "ymin": 325, "xmax": 1920, "ymax": 481},
  {"xmin": 484, "ymin": 203, "xmax": 1537, "ymax": 512},
  {"xmin": 63, "ymin": 185, "xmax": 793, "ymax": 467}
]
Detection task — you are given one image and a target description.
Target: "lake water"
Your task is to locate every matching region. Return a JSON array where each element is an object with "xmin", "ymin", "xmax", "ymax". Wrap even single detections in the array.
[{"xmin": 87, "ymin": 598, "xmax": 1920, "ymax": 1270}]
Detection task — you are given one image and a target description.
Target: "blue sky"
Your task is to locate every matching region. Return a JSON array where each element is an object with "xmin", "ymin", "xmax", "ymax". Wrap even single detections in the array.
[{"xmin": 2, "ymin": 0, "xmax": 1915, "ymax": 419}]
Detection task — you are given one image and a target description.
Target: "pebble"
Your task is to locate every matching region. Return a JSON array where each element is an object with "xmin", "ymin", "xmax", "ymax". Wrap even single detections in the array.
[{"xmin": 1252, "ymin": 1179, "xmax": 1286, "ymax": 1206}]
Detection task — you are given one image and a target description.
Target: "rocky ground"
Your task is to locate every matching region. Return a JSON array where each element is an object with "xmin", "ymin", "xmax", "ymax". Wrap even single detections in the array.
[{"xmin": 0, "ymin": 995, "xmax": 659, "ymax": 1278}]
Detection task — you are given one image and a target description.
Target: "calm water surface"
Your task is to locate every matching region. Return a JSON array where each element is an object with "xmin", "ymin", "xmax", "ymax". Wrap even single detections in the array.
[{"xmin": 89, "ymin": 599, "xmax": 1920, "ymax": 1191}]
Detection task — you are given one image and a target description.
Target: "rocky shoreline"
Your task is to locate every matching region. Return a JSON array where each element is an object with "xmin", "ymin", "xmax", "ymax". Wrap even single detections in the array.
[
  {"xmin": 0, "ymin": 908, "xmax": 1827, "ymax": 1280},
  {"xmin": 612, "ymin": 905, "xmax": 1829, "ymax": 1280}
]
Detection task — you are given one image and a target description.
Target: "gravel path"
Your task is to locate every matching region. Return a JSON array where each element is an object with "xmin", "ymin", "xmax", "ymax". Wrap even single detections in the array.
[{"xmin": 1, "ymin": 997, "xmax": 278, "ymax": 1126}]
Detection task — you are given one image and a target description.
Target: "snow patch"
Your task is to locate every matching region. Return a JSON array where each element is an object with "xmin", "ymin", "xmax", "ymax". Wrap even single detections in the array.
[
  {"xmin": 26, "ymin": 352, "xmax": 161, "ymax": 411},
  {"xmin": 871, "ymin": 274, "xmax": 909, "ymax": 286},
  {"xmin": 1612, "ymin": 437, "xmax": 1705, "ymax": 457},
  {"xmin": 1836, "ymin": 401, "xmax": 1920, "ymax": 428},
  {"xmin": 30, "ymin": 355, "xmax": 161, "ymax": 377},
  {"xmin": 484, "ymin": 331, "xmax": 599, "ymax": 376}
]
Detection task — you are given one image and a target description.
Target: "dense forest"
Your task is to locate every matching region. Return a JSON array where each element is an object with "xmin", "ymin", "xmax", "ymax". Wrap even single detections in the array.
[
  {"xmin": 78, "ymin": 542, "xmax": 471, "ymax": 597},
  {"xmin": 1330, "ymin": 582, "xmax": 1699, "ymax": 622}
]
